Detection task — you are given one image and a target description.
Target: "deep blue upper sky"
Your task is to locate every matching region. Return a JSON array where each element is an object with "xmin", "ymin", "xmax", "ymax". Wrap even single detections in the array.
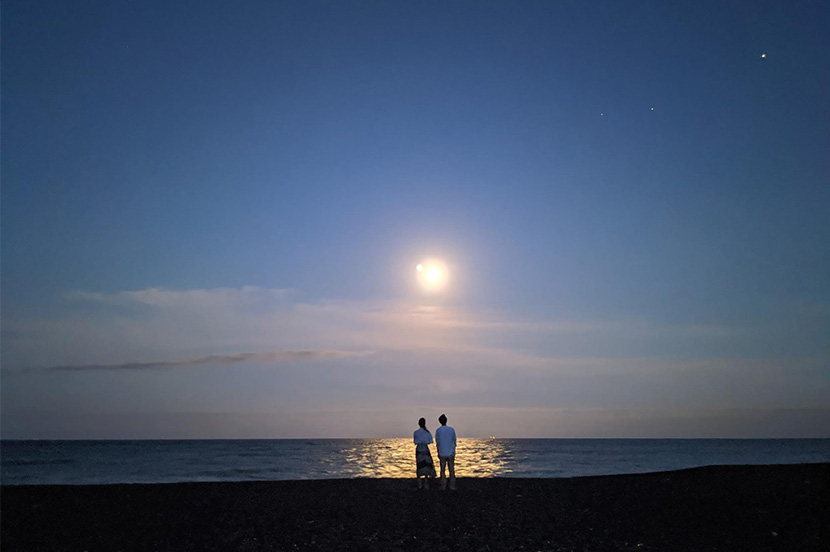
[{"xmin": 2, "ymin": 1, "xmax": 829, "ymax": 438}]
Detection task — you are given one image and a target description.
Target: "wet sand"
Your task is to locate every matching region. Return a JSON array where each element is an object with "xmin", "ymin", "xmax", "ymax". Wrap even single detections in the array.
[{"xmin": 2, "ymin": 463, "xmax": 827, "ymax": 551}]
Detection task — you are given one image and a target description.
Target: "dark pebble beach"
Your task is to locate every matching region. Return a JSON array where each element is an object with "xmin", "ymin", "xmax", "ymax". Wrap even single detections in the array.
[{"xmin": 2, "ymin": 463, "xmax": 827, "ymax": 551}]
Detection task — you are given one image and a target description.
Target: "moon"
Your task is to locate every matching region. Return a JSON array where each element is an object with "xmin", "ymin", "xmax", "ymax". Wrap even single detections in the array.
[{"xmin": 415, "ymin": 259, "xmax": 448, "ymax": 290}]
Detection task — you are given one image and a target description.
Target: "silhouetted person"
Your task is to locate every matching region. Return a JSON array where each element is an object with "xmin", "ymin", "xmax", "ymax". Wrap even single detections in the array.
[
  {"xmin": 413, "ymin": 417, "xmax": 436, "ymax": 489},
  {"xmin": 435, "ymin": 413, "xmax": 457, "ymax": 490}
]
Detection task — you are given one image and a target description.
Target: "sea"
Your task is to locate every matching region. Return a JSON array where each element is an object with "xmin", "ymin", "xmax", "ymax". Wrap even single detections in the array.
[{"xmin": 1, "ymin": 439, "xmax": 828, "ymax": 486}]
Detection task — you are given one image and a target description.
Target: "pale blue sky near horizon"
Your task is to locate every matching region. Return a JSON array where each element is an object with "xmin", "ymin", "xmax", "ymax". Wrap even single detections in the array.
[{"xmin": 2, "ymin": 0, "xmax": 829, "ymax": 438}]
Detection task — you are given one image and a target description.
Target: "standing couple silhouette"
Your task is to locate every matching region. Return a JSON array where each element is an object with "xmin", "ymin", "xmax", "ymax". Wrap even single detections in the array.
[{"xmin": 413, "ymin": 414, "xmax": 456, "ymax": 490}]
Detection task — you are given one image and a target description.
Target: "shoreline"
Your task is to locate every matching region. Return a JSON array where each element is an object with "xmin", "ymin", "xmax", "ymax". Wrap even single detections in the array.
[
  {"xmin": 3, "ymin": 463, "xmax": 828, "ymax": 551},
  {"xmin": 1, "ymin": 460, "xmax": 828, "ymax": 487}
]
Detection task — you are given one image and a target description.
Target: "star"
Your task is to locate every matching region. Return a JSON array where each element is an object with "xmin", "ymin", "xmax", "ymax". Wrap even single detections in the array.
[{"xmin": 761, "ymin": 53, "xmax": 767, "ymax": 58}]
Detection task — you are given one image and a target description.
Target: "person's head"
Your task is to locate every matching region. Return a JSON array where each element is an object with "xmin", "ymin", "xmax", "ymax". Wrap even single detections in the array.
[
  {"xmin": 438, "ymin": 414, "xmax": 447, "ymax": 426},
  {"xmin": 418, "ymin": 417, "xmax": 426, "ymax": 429}
]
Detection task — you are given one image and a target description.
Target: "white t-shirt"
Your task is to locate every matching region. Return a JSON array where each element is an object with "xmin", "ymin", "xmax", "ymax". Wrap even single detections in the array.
[
  {"xmin": 435, "ymin": 425, "xmax": 456, "ymax": 457},
  {"xmin": 413, "ymin": 427, "xmax": 433, "ymax": 445}
]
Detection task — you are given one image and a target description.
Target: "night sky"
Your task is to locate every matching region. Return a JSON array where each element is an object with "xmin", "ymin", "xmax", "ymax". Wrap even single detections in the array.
[{"xmin": 2, "ymin": 0, "xmax": 829, "ymax": 438}]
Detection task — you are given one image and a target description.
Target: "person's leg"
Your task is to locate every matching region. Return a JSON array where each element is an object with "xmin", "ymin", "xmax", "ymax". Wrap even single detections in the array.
[
  {"xmin": 439, "ymin": 457, "xmax": 447, "ymax": 489},
  {"xmin": 448, "ymin": 457, "xmax": 456, "ymax": 490},
  {"xmin": 417, "ymin": 474, "xmax": 423, "ymax": 489}
]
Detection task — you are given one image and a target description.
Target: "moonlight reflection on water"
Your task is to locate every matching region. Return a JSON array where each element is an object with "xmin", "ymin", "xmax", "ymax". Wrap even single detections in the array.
[{"xmin": 342, "ymin": 438, "xmax": 514, "ymax": 478}]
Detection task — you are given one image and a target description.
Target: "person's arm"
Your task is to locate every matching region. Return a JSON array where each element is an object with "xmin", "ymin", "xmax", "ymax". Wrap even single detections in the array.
[{"xmin": 453, "ymin": 429, "xmax": 457, "ymax": 447}]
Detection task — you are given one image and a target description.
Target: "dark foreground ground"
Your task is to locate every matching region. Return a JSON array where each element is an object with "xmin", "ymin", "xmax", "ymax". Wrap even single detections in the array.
[{"xmin": 2, "ymin": 463, "xmax": 828, "ymax": 551}]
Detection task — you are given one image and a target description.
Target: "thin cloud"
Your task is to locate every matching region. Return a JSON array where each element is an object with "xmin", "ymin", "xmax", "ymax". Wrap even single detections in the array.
[
  {"xmin": 41, "ymin": 350, "xmax": 373, "ymax": 372},
  {"xmin": 65, "ymin": 286, "xmax": 293, "ymax": 309},
  {"xmin": 5, "ymin": 285, "xmax": 787, "ymax": 375}
]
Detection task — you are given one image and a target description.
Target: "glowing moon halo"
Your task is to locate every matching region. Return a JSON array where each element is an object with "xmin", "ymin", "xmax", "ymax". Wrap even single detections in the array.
[{"xmin": 415, "ymin": 259, "xmax": 448, "ymax": 291}]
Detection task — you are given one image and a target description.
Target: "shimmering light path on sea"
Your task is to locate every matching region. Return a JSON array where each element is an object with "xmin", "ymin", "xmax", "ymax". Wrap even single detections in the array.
[{"xmin": 342, "ymin": 438, "xmax": 514, "ymax": 478}]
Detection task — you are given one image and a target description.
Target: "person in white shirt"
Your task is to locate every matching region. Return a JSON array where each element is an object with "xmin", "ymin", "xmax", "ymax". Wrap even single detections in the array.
[
  {"xmin": 413, "ymin": 417, "xmax": 436, "ymax": 489},
  {"xmin": 435, "ymin": 413, "xmax": 457, "ymax": 490}
]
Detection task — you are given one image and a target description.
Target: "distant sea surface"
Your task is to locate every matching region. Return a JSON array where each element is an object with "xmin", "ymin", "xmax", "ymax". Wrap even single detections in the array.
[{"xmin": 2, "ymin": 439, "xmax": 828, "ymax": 485}]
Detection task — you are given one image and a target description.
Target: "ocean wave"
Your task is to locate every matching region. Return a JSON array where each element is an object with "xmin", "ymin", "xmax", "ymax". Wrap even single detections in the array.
[{"xmin": 3, "ymin": 439, "xmax": 829, "ymax": 485}]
